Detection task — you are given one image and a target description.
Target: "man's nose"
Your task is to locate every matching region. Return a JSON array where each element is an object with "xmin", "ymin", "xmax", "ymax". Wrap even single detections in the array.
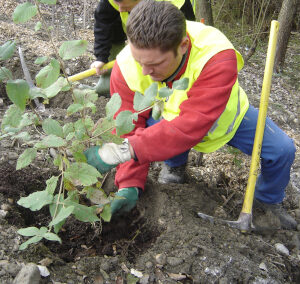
[{"xmin": 142, "ymin": 66, "xmax": 153, "ymax": 76}]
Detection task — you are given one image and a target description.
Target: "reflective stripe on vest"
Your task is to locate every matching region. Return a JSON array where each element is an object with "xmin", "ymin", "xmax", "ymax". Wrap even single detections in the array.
[
  {"xmin": 116, "ymin": 21, "xmax": 249, "ymax": 153},
  {"xmin": 108, "ymin": 0, "xmax": 185, "ymax": 32}
]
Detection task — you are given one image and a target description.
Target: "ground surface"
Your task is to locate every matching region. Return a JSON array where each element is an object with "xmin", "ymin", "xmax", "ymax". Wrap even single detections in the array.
[{"xmin": 0, "ymin": 1, "xmax": 300, "ymax": 283}]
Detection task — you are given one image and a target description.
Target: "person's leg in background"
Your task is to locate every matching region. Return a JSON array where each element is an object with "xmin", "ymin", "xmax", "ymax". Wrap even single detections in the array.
[
  {"xmin": 95, "ymin": 18, "xmax": 126, "ymax": 96},
  {"xmin": 146, "ymin": 116, "xmax": 190, "ymax": 184},
  {"xmin": 228, "ymin": 105, "xmax": 296, "ymax": 229}
]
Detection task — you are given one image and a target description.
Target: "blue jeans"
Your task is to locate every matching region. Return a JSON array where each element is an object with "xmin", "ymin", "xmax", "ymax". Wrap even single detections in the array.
[{"xmin": 147, "ymin": 105, "xmax": 296, "ymax": 204}]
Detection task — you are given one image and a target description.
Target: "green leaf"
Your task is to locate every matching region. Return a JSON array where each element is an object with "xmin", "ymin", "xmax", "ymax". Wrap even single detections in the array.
[
  {"xmin": 19, "ymin": 112, "xmax": 38, "ymax": 128},
  {"xmin": 42, "ymin": 118, "xmax": 64, "ymax": 138},
  {"xmin": 100, "ymin": 204, "xmax": 112, "ymax": 222},
  {"xmin": 0, "ymin": 41, "xmax": 16, "ymax": 61},
  {"xmin": 14, "ymin": 131, "xmax": 31, "ymax": 142},
  {"xmin": 67, "ymin": 103, "xmax": 84, "ymax": 115},
  {"xmin": 6, "ymin": 79, "xmax": 29, "ymax": 111},
  {"xmin": 39, "ymin": 135, "xmax": 67, "ymax": 147},
  {"xmin": 13, "ymin": 3, "xmax": 38, "ymax": 24},
  {"xmin": 92, "ymin": 118, "xmax": 123, "ymax": 144},
  {"xmin": 133, "ymin": 83, "xmax": 158, "ymax": 111},
  {"xmin": 72, "ymin": 151, "xmax": 87, "ymax": 163},
  {"xmin": 29, "ymin": 87, "xmax": 47, "ymax": 100},
  {"xmin": 49, "ymin": 206, "xmax": 74, "ymax": 226},
  {"xmin": 44, "ymin": 77, "xmax": 70, "ymax": 98},
  {"xmin": 87, "ymin": 188, "xmax": 109, "ymax": 205},
  {"xmin": 73, "ymin": 119, "xmax": 89, "ymax": 140},
  {"xmin": 106, "ymin": 93, "xmax": 122, "ymax": 121},
  {"xmin": 133, "ymin": 92, "xmax": 150, "ymax": 111},
  {"xmin": 73, "ymin": 88, "xmax": 98, "ymax": 105},
  {"xmin": 172, "ymin": 77, "xmax": 189, "ymax": 90},
  {"xmin": 59, "ymin": 40, "xmax": 88, "ymax": 60},
  {"xmin": 19, "ymin": 236, "xmax": 43, "ymax": 250},
  {"xmin": 152, "ymin": 100, "xmax": 164, "ymax": 120},
  {"xmin": 39, "ymin": 0, "xmax": 57, "ymax": 5},
  {"xmin": 63, "ymin": 123, "xmax": 74, "ymax": 138},
  {"xmin": 158, "ymin": 87, "xmax": 173, "ymax": 98},
  {"xmin": 45, "ymin": 176, "xmax": 59, "ymax": 195},
  {"xmin": 17, "ymin": 190, "xmax": 53, "ymax": 211},
  {"xmin": 127, "ymin": 274, "xmax": 139, "ymax": 284},
  {"xmin": 64, "ymin": 163, "xmax": 101, "ymax": 186},
  {"xmin": 49, "ymin": 194, "xmax": 65, "ymax": 233},
  {"xmin": 65, "ymin": 132, "xmax": 75, "ymax": 141},
  {"xmin": 115, "ymin": 111, "xmax": 138, "ymax": 136},
  {"xmin": 16, "ymin": 148, "xmax": 37, "ymax": 170},
  {"xmin": 35, "ymin": 21, "xmax": 42, "ymax": 31},
  {"xmin": 17, "ymin": 227, "xmax": 40, "ymax": 237},
  {"xmin": 65, "ymin": 201, "xmax": 100, "ymax": 222},
  {"xmin": 36, "ymin": 58, "xmax": 60, "ymax": 88},
  {"xmin": 43, "ymin": 232, "xmax": 61, "ymax": 243},
  {"xmin": 1, "ymin": 105, "xmax": 23, "ymax": 131},
  {"xmin": 0, "ymin": 67, "xmax": 13, "ymax": 82},
  {"xmin": 35, "ymin": 56, "xmax": 48, "ymax": 65}
]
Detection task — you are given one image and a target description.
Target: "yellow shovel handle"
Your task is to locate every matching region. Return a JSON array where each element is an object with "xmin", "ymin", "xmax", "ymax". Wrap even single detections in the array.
[
  {"xmin": 68, "ymin": 60, "xmax": 115, "ymax": 82},
  {"xmin": 242, "ymin": 20, "xmax": 280, "ymax": 214}
]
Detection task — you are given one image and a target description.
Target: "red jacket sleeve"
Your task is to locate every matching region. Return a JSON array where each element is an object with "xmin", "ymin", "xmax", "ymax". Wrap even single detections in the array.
[{"xmin": 111, "ymin": 49, "xmax": 238, "ymax": 164}]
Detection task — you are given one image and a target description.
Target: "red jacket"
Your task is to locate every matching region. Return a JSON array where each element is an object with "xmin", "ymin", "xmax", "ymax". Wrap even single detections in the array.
[{"xmin": 110, "ymin": 43, "xmax": 238, "ymax": 190}]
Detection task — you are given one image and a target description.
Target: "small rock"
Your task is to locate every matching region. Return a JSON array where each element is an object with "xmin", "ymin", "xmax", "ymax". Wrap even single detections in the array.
[
  {"xmin": 166, "ymin": 256, "xmax": 183, "ymax": 266},
  {"xmin": 13, "ymin": 263, "xmax": 41, "ymax": 284},
  {"xmin": 145, "ymin": 261, "xmax": 153, "ymax": 269},
  {"xmin": 155, "ymin": 253, "xmax": 167, "ymax": 265},
  {"xmin": 140, "ymin": 274, "xmax": 150, "ymax": 284},
  {"xmin": 259, "ymin": 262, "xmax": 268, "ymax": 271},
  {"xmin": 275, "ymin": 243, "xmax": 290, "ymax": 256},
  {"xmin": 1, "ymin": 204, "xmax": 11, "ymax": 211},
  {"xmin": 294, "ymin": 209, "xmax": 300, "ymax": 219},
  {"xmin": 8, "ymin": 152, "xmax": 18, "ymax": 160},
  {"xmin": 130, "ymin": 268, "xmax": 143, "ymax": 278},
  {"xmin": 49, "ymin": 148, "xmax": 57, "ymax": 158},
  {"xmin": 37, "ymin": 265, "xmax": 50, "ymax": 277},
  {"xmin": 0, "ymin": 210, "xmax": 8, "ymax": 218},
  {"xmin": 0, "ymin": 98, "xmax": 4, "ymax": 106}
]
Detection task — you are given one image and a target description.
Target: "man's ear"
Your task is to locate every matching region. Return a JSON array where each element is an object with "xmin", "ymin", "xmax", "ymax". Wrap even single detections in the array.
[{"xmin": 179, "ymin": 36, "xmax": 189, "ymax": 55}]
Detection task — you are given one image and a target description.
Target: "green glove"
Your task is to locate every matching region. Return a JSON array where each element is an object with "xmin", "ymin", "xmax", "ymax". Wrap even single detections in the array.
[
  {"xmin": 84, "ymin": 139, "xmax": 132, "ymax": 174},
  {"xmin": 111, "ymin": 187, "xmax": 139, "ymax": 216}
]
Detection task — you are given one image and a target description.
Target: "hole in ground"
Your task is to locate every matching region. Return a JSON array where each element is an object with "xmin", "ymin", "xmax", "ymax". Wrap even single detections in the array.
[{"xmin": 0, "ymin": 163, "xmax": 160, "ymax": 262}]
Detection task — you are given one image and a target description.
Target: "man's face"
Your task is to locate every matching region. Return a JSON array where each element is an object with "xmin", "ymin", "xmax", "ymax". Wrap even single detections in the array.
[
  {"xmin": 114, "ymin": 0, "xmax": 140, "ymax": 12},
  {"xmin": 129, "ymin": 38, "xmax": 189, "ymax": 82}
]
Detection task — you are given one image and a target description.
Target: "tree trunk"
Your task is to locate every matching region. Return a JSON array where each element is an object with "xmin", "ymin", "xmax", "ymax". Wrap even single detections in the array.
[
  {"xmin": 274, "ymin": 0, "xmax": 299, "ymax": 71},
  {"xmin": 195, "ymin": 0, "xmax": 214, "ymax": 26}
]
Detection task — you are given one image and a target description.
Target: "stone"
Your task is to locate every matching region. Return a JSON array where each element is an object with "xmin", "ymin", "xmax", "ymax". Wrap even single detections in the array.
[
  {"xmin": 166, "ymin": 256, "xmax": 183, "ymax": 266},
  {"xmin": 275, "ymin": 243, "xmax": 289, "ymax": 256},
  {"xmin": 13, "ymin": 263, "xmax": 41, "ymax": 284},
  {"xmin": 155, "ymin": 253, "xmax": 167, "ymax": 265}
]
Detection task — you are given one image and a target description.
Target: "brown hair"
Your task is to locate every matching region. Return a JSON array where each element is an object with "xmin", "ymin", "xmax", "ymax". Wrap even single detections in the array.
[{"xmin": 126, "ymin": 0, "xmax": 186, "ymax": 55}]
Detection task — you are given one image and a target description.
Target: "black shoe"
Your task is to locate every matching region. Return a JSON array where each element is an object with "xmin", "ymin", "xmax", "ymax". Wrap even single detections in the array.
[
  {"xmin": 254, "ymin": 199, "xmax": 297, "ymax": 230},
  {"xmin": 158, "ymin": 163, "xmax": 186, "ymax": 184}
]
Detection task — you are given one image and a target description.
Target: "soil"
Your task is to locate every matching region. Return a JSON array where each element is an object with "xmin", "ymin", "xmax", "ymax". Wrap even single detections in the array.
[{"xmin": 0, "ymin": 1, "xmax": 300, "ymax": 283}]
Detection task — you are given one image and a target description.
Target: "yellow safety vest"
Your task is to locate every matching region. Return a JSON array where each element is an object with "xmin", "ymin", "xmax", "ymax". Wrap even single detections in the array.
[
  {"xmin": 108, "ymin": 0, "xmax": 185, "ymax": 32},
  {"xmin": 116, "ymin": 21, "xmax": 249, "ymax": 153}
]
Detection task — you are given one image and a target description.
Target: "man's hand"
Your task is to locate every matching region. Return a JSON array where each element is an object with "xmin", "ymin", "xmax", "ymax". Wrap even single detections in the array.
[
  {"xmin": 111, "ymin": 187, "xmax": 139, "ymax": 216},
  {"xmin": 90, "ymin": 61, "xmax": 109, "ymax": 75},
  {"xmin": 84, "ymin": 139, "xmax": 132, "ymax": 174}
]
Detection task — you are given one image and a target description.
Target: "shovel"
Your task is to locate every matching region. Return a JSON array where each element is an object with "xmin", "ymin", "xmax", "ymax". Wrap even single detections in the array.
[
  {"xmin": 68, "ymin": 60, "xmax": 115, "ymax": 82},
  {"xmin": 197, "ymin": 20, "xmax": 280, "ymax": 232}
]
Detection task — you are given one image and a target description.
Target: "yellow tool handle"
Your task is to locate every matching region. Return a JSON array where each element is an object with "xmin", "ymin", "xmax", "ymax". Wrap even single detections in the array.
[
  {"xmin": 68, "ymin": 60, "xmax": 115, "ymax": 82},
  {"xmin": 242, "ymin": 20, "xmax": 280, "ymax": 215}
]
